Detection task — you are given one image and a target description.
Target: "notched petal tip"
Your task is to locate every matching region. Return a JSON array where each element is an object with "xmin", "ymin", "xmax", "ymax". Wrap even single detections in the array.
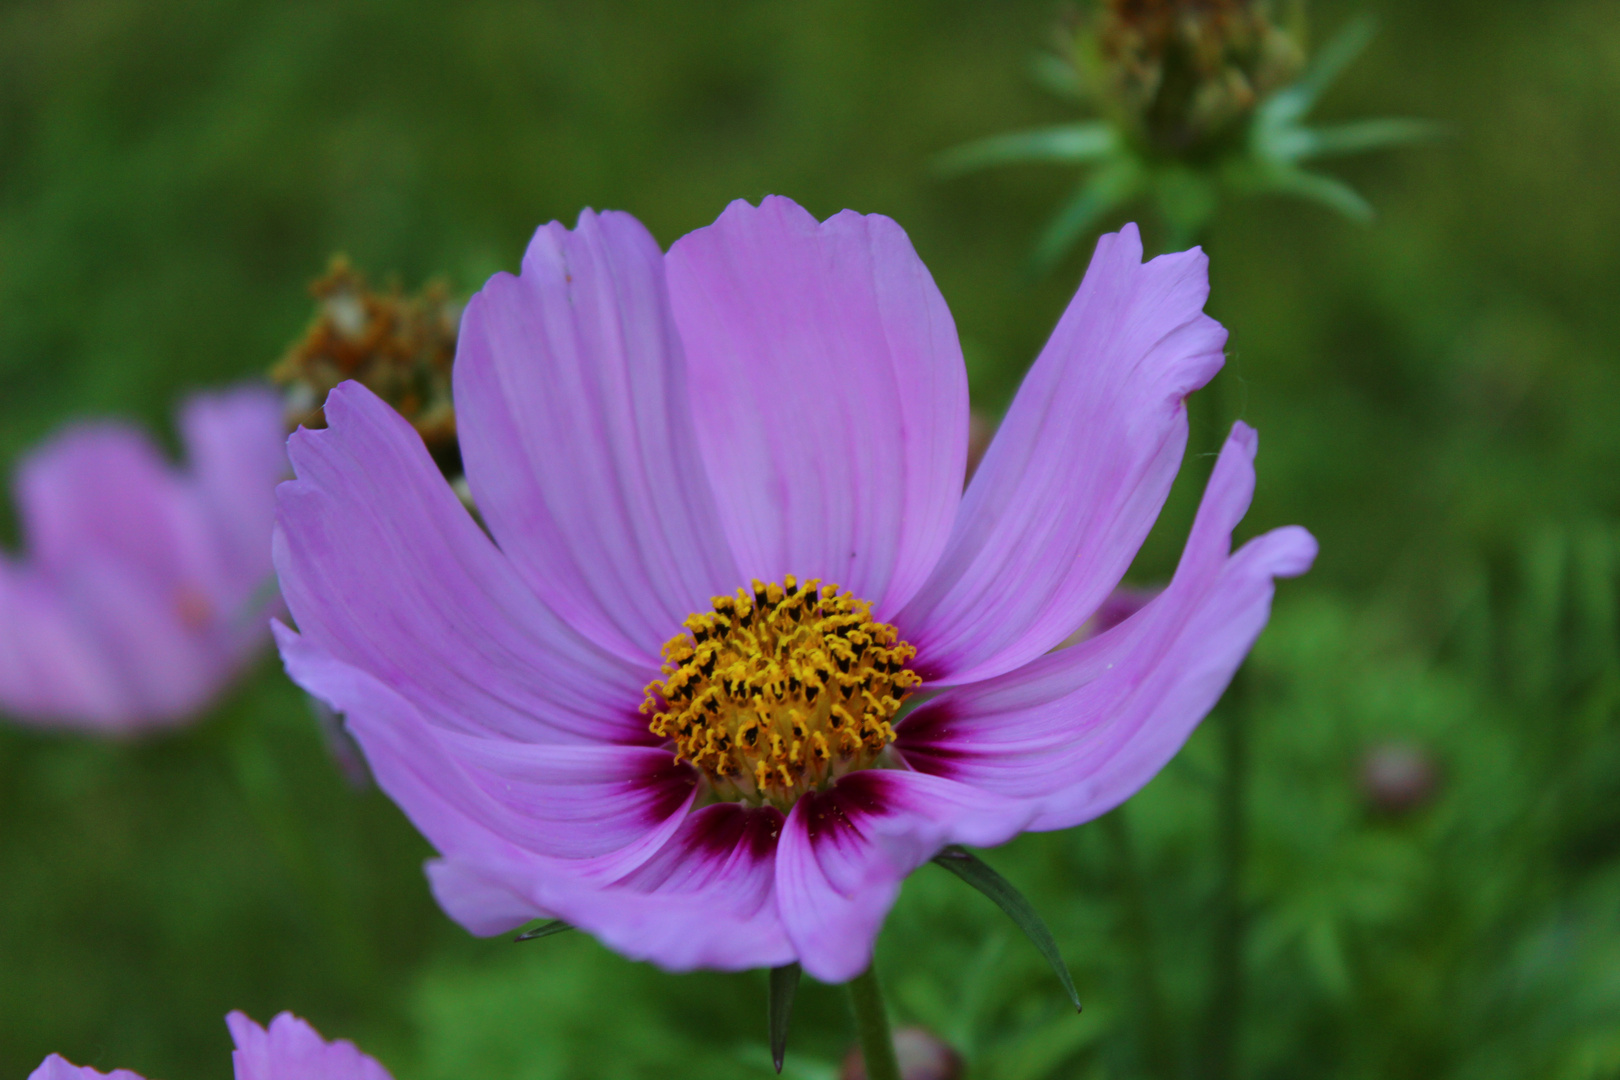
[
  {"xmin": 900, "ymin": 416, "xmax": 1313, "ymax": 832},
  {"xmin": 228, "ymin": 1009, "xmax": 395, "ymax": 1080},
  {"xmin": 1104, "ymin": 219, "xmax": 1145, "ymax": 259},
  {"xmin": 668, "ymin": 191, "xmax": 968, "ymax": 617},
  {"xmin": 456, "ymin": 197, "xmax": 743, "ymax": 664},
  {"xmin": 899, "ymin": 214, "xmax": 1228, "ymax": 686}
]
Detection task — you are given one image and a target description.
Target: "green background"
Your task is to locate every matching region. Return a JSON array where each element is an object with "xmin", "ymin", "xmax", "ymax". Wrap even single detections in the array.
[{"xmin": 3, "ymin": 1, "xmax": 1619, "ymax": 1078}]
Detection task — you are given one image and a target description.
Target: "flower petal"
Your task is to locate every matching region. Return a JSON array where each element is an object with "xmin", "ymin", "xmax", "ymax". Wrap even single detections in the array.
[
  {"xmin": 276, "ymin": 621, "xmax": 693, "ymax": 865},
  {"xmin": 16, "ymin": 424, "xmax": 212, "ymax": 590},
  {"xmin": 558, "ymin": 803, "xmax": 794, "ymax": 971},
  {"xmin": 227, "ymin": 1011, "xmax": 394, "ymax": 1080},
  {"xmin": 275, "ymin": 382, "xmax": 649, "ymax": 745},
  {"xmin": 177, "ymin": 385, "xmax": 287, "ymax": 596},
  {"xmin": 666, "ymin": 196, "xmax": 968, "ymax": 617},
  {"xmin": 774, "ymin": 786, "xmax": 901, "ymax": 983},
  {"xmin": 898, "ymin": 423, "xmax": 1316, "ymax": 829},
  {"xmin": 0, "ymin": 561, "xmax": 133, "ymax": 728},
  {"xmin": 454, "ymin": 209, "xmax": 740, "ymax": 665},
  {"xmin": 860, "ymin": 767, "xmax": 1038, "ymax": 850},
  {"xmin": 433, "ymin": 803, "xmax": 795, "ymax": 972},
  {"xmin": 0, "ymin": 387, "xmax": 285, "ymax": 732},
  {"xmin": 0, "ymin": 557, "xmax": 224, "ymax": 730},
  {"xmin": 772, "ymin": 770, "xmax": 1028, "ymax": 982},
  {"xmin": 425, "ymin": 858, "xmax": 554, "ymax": 936},
  {"xmin": 285, "ymin": 627, "xmax": 797, "ymax": 972},
  {"xmin": 434, "ymin": 805, "xmax": 796, "ymax": 973},
  {"xmin": 430, "ymin": 728, "xmax": 696, "ymax": 859},
  {"xmin": 28, "ymin": 1057, "xmax": 144, "ymax": 1080},
  {"xmin": 899, "ymin": 225, "xmax": 1227, "ymax": 685}
]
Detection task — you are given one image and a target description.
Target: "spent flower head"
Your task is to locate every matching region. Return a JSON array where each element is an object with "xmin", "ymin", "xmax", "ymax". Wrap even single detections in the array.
[
  {"xmin": 939, "ymin": 1, "xmax": 1437, "ymax": 268},
  {"xmin": 273, "ymin": 196, "xmax": 1314, "ymax": 987},
  {"xmin": 273, "ymin": 256, "xmax": 461, "ymax": 467}
]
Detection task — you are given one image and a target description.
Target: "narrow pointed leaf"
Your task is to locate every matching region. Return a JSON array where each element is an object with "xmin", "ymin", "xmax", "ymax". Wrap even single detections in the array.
[
  {"xmin": 1263, "ymin": 15, "xmax": 1376, "ymax": 127},
  {"xmin": 933, "ymin": 123, "xmax": 1117, "ymax": 177},
  {"xmin": 1295, "ymin": 118, "xmax": 1443, "ymax": 160},
  {"xmin": 514, "ymin": 919, "xmax": 574, "ymax": 942},
  {"xmin": 1030, "ymin": 160, "xmax": 1141, "ymax": 276},
  {"xmin": 1260, "ymin": 166, "xmax": 1375, "ymax": 222},
  {"xmin": 1030, "ymin": 53, "xmax": 1086, "ymax": 101},
  {"xmin": 768, "ymin": 963, "xmax": 802, "ymax": 1073},
  {"xmin": 933, "ymin": 845, "xmax": 1082, "ymax": 1012},
  {"xmin": 1294, "ymin": 15, "xmax": 1377, "ymax": 114}
]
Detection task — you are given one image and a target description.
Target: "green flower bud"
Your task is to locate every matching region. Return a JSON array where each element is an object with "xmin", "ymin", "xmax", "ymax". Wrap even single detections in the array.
[{"xmin": 1085, "ymin": 0, "xmax": 1305, "ymax": 156}]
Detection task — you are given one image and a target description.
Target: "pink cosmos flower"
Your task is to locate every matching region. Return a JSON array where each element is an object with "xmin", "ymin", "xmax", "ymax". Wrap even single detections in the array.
[
  {"xmin": 30, "ymin": 1011, "xmax": 393, "ymax": 1080},
  {"xmin": 0, "ymin": 387, "xmax": 287, "ymax": 733},
  {"xmin": 273, "ymin": 197, "xmax": 1316, "ymax": 983}
]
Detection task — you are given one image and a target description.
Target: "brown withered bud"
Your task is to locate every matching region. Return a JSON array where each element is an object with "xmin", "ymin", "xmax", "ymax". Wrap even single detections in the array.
[
  {"xmin": 1358, "ymin": 740, "xmax": 1439, "ymax": 815},
  {"xmin": 272, "ymin": 256, "xmax": 462, "ymax": 470},
  {"xmin": 1078, "ymin": 0, "xmax": 1304, "ymax": 156},
  {"xmin": 840, "ymin": 1027, "xmax": 964, "ymax": 1080}
]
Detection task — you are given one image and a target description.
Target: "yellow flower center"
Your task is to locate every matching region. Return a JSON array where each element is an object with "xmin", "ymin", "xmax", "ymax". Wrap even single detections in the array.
[{"xmin": 641, "ymin": 576, "xmax": 921, "ymax": 809}]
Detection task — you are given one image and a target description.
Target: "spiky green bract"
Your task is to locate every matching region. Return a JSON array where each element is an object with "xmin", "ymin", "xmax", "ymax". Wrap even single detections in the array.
[{"xmin": 937, "ymin": 14, "xmax": 1437, "ymax": 270}]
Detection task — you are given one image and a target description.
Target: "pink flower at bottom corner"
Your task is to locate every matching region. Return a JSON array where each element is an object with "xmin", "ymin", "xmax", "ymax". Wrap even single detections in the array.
[
  {"xmin": 0, "ymin": 385, "xmax": 288, "ymax": 735},
  {"xmin": 30, "ymin": 1012, "xmax": 393, "ymax": 1080},
  {"xmin": 272, "ymin": 195, "xmax": 1318, "ymax": 983}
]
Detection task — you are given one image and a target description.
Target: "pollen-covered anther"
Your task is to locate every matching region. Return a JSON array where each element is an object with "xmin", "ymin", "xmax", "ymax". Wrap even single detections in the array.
[{"xmin": 640, "ymin": 576, "xmax": 921, "ymax": 809}]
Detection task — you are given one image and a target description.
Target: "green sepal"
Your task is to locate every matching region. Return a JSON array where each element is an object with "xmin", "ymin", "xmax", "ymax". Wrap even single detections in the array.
[
  {"xmin": 513, "ymin": 919, "xmax": 574, "ymax": 942},
  {"xmin": 1289, "ymin": 118, "xmax": 1442, "ymax": 161},
  {"xmin": 768, "ymin": 962, "xmax": 802, "ymax": 1073},
  {"xmin": 1029, "ymin": 52, "xmax": 1086, "ymax": 102},
  {"xmin": 1266, "ymin": 14, "xmax": 1378, "ymax": 125},
  {"xmin": 1256, "ymin": 166, "xmax": 1375, "ymax": 222},
  {"xmin": 933, "ymin": 123, "xmax": 1116, "ymax": 177},
  {"xmin": 1030, "ymin": 158, "xmax": 1141, "ymax": 275},
  {"xmin": 932, "ymin": 845, "xmax": 1083, "ymax": 1013}
]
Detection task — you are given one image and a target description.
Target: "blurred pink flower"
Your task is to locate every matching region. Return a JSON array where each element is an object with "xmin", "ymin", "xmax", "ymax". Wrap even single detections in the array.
[
  {"xmin": 274, "ymin": 197, "xmax": 1315, "ymax": 982},
  {"xmin": 1359, "ymin": 740, "xmax": 1438, "ymax": 813},
  {"xmin": 841, "ymin": 1026, "xmax": 963, "ymax": 1080},
  {"xmin": 31, "ymin": 1011, "xmax": 392, "ymax": 1080},
  {"xmin": 0, "ymin": 386, "xmax": 286, "ymax": 733}
]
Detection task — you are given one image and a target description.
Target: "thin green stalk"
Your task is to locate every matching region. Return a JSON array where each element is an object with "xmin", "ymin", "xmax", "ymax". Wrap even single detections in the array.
[
  {"xmin": 847, "ymin": 963, "xmax": 902, "ymax": 1080},
  {"xmin": 1102, "ymin": 809, "xmax": 1177, "ymax": 1080},
  {"xmin": 1204, "ymin": 669, "xmax": 1250, "ymax": 1080},
  {"xmin": 221, "ymin": 715, "xmax": 375, "ymax": 990}
]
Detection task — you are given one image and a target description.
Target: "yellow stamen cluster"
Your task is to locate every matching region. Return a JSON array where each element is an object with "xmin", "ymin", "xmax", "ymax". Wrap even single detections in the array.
[{"xmin": 641, "ymin": 577, "xmax": 921, "ymax": 809}]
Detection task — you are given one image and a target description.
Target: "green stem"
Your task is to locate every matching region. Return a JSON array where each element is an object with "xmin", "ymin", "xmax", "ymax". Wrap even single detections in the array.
[
  {"xmin": 1204, "ymin": 668, "xmax": 1250, "ymax": 1080},
  {"xmin": 221, "ymin": 714, "xmax": 375, "ymax": 991},
  {"xmin": 847, "ymin": 963, "xmax": 902, "ymax": 1080},
  {"xmin": 1102, "ymin": 809, "xmax": 1176, "ymax": 1080}
]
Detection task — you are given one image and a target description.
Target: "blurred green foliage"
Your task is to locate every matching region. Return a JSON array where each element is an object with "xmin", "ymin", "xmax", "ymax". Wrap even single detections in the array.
[{"xmin": 2, "ymin": 1, "xmax": 1620, "ymax": 1078}]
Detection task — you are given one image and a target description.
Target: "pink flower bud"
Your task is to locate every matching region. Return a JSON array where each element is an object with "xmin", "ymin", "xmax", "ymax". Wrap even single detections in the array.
[
  {"xmin": 1359, "ymin": 741, "xmax": 1438, "ymax": 814},
  {"xmin": 840, "ymin": 1027, "xmax": 964, "ymax": 1080}
]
